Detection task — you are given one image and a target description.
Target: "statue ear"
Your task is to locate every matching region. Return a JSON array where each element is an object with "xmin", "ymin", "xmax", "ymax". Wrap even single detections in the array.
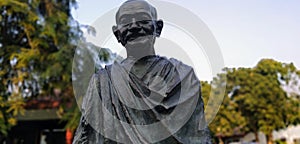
[
  {"xmin": 112, "ymin": 25, "xmax": 121, "ymax": 43},
  {"xmin": 155, "ymin": 20, "xmax": 163, "ymax": 37}
]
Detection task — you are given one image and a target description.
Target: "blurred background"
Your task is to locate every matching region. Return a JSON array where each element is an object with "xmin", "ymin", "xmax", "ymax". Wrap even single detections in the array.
[{"xmin": 0, "ymin": 0, "xmax": 300, "ymax": 144}]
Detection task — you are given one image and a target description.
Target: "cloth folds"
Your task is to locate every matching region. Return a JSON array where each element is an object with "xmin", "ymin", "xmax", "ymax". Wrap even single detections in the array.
[{"xmin": 73, "ymin": 56, "xmax": 212, "ymax": 144}]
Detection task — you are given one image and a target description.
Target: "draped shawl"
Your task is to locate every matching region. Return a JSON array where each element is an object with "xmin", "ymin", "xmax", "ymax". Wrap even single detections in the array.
[{"xmin": 73, "ymin": 56, "xmax": 211, "ymax": 144}]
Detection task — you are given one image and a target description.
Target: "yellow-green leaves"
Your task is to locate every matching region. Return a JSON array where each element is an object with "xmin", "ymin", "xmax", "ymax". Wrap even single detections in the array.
[{"xmin": 0, "ymin": 0, "xmax": 81, "ymax": 136}]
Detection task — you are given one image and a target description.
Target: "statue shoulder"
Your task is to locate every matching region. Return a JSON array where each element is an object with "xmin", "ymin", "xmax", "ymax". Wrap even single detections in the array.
[{"xmin": 168, "ymin": 57, "xmax": 194, "ymax": 71}]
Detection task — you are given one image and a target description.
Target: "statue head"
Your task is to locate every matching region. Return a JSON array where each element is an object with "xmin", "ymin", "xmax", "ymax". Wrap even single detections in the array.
[{"xmin": 112, "ymin": 0, "xmax": 163, "ymax": 50}]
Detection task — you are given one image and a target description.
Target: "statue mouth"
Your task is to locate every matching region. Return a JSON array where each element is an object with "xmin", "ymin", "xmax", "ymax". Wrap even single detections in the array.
[{"xmin": 126, "ymin": 33, "xmax": 150, "ymax": 42}]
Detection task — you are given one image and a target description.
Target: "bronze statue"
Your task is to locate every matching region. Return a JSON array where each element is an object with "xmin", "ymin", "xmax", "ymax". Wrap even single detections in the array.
[{"xmin": 73, "ymin": 0, "xmax": 212, "ymax": 143}]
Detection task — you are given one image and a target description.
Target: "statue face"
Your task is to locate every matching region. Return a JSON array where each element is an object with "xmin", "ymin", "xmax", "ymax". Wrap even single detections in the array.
[{"xmin": 113, "ymin": 1, "xmax": 163, "ymax": 48}]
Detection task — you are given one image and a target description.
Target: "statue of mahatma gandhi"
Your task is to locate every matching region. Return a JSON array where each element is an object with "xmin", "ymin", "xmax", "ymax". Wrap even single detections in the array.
[{"xmin": 73, "ymin": 0, "xmax": 212, "ymax": 143}]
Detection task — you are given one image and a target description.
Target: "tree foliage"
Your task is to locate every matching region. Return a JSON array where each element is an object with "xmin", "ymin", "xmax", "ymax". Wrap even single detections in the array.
[
  {"xmin": 0, "ymin": 0, "xmax": 81, "ymax": 136},
  {"xmin": 202, "ymin": 74, "xmax": 247, "ymax": 143},
  {"xmin": 207, "ymin": 59, "xmax": 300, "ymax": 144}
]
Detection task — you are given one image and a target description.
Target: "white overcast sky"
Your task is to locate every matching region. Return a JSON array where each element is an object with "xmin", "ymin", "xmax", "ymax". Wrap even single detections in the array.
[{"xmin": 71, "ymin": 0, "xmax": 300, "ymax": 80}]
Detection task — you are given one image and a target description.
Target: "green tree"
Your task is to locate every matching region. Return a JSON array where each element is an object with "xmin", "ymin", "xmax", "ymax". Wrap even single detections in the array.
[
  {"xmin": 0, "ymin": 0, "xmax": 81, "ymax": 138},
  {"xmin": 226, "ymin": 59, "xmax": 300, "ymax": 144},
  {"xmin": 202, "ymin": 73, "xmax": 247, "ymax": 144}
]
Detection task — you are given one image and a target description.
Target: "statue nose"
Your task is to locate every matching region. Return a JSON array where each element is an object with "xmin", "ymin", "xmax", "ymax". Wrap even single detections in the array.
[{"xmin": 128, "ymin": 19, "xmax": 141, "ymax": 32}]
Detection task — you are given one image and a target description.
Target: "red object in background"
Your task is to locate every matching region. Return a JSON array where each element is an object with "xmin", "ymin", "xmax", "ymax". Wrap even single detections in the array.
[
  {"xmin": 66, "ymin": 129, "xmax": 73, "ymax": 144},
  {"xmin": 25, "ymin": 99, "xmax": 61, "ymax": 109}
]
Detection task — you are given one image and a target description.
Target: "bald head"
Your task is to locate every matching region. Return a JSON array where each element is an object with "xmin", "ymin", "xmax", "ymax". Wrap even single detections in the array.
[
  {"xmin": 112, "ymin": 0, "xmax": 163, "ymax": 49},
  {"xmin": 115, "ymin": 0, "xmax": 157, "ymax": 24}
]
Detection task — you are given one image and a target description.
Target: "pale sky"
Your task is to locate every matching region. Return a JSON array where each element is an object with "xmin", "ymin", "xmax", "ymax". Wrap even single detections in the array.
[{"xmin": 71, "ymin": 0, "xmax": 300, "ymax": 80}]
